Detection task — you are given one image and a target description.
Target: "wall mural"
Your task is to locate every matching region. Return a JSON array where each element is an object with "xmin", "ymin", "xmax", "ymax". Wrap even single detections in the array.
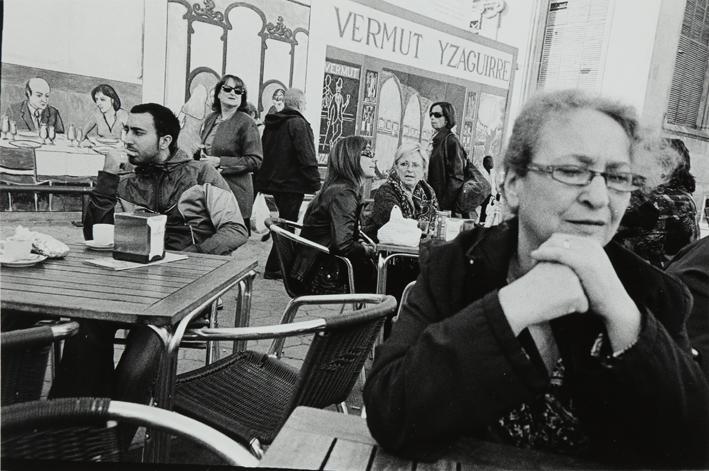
[
  {"xmin": 318, "ymin": 60, "xmax": 361, "ymax": 162},
  {"xmin": 474, "ymin": 92, "xmax": 506, "ymax": 160},
  {"xmin": 166, "ymin": 0, "xmax": 309, "ymax": 126}
]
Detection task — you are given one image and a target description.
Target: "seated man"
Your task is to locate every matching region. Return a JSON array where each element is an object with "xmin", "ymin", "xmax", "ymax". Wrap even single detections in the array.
[
  {"xmin": 51, "ymin": 103, "xmax": 248, "ymax": 409},
  {"xmin": 6, "ymin": 77, "xmax": 65, "ymax": 133}
]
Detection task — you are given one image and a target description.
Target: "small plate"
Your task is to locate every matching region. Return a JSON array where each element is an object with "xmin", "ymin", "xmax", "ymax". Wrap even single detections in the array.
[
  {"xmin": 0, "ymin": 253, "xmax": 48, "ymax": 267},
  {"xmin": 93, "ymin": 146, "xmax": 116, "ymax": 154},
  {"xmin": 9, "ymin": 140, "xmax": 42, "ymax": 149},
  {"xmin": 96, "ymin": 137, "xmax": 120, "ymax": 145},
  {"xmin": 84, "ymin": 240, "xmax": 114, "ymax": 251}
]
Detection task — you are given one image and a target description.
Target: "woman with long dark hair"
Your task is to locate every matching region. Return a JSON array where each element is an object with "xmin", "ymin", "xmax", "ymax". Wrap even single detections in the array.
[
  {"xmin": 198, "ymin": 75, "xmax": 262, "ymax": 231},
  {"xmin": 292, "ymin": 135, "xmax": 377, "ymax": 293}
]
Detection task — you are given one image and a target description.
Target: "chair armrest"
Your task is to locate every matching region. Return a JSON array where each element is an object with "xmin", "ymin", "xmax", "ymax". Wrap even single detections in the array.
[
  {"xmin": 270, "ymin": 224, "xmax": 330, "ymax": 253},
  {"xmin": 183, "ymin": 294, "xmax": 390, "ymax": 344},
  {"xmin": 1, "ymin": 321, "xmax": 79, "ymax": 351},
  {"xmin": 107, "ymin": 401, "xmax": 259, "ymax": 466},
  {"xmin": 271, "ymin": 217, "xmax": 304, "ymax": 231}
]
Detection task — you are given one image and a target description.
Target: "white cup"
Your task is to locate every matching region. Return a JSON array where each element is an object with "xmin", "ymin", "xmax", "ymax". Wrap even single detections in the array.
[
  {"xmin": 93, "ymin": 224, "xmax": 115, "ymax": 245},
  {"xmin": 0, "ymin": 237, "xmax": 33, "ymax": 262}
]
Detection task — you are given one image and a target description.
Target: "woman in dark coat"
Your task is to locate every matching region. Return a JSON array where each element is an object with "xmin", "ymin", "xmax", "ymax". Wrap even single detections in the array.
[
  {"xmin": 199, "ymin": 75, "xmax": 262, "ymax": 230},
  {"xmin": 293, "ymin": 135, "xmax": 377, "ymax": 293},
  {"xmin": 427, "ymin": 101, "xmax": 465, "ymax": 213},
  {"xmin": 364, "ymin": 89, "xmax": 709, "ymax": 468}
]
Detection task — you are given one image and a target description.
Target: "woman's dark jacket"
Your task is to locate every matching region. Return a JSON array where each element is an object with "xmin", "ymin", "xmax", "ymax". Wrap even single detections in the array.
[
  {"xmin": 364, "ymin": 219, "xmax": 709, "ymax": 467},
  {"xmin": 427, "ymin": 128, "xmax": 464, "ymax": 211},
  {"xmin": 200, "ymin": 110, "xmax": 262, "ymax": 219},
  {"xmin": 293, "ymin": 181, "xmax": 370, "ymax": 286}
]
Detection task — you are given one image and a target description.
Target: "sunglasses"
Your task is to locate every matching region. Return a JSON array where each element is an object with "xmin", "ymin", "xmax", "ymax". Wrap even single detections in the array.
[
  {"xmin": 429, "ymin": 112, "xmax": 444, "ymax": 118},
  {"xmin": 221, "ymin": 86, "xmax": 244, "ymax": 95}
]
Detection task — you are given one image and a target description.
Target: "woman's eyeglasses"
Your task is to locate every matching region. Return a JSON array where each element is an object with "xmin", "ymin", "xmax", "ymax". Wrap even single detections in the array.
[
  {"xmin": 526, "ymin": 163, "xmax": 645, "ymax": 192},
  {"xmin": 397, "ymin": 161, "xmax": 422, "ymax": 169},
  {"xmin": 361, "ymin": 148, "xmax": 375, "ymax": 159},
  {"xmin": 222, "ymin": 86, "xmax": 244, "ymax": 95},
  {"xmin": 429, "ymin": 112, "xmax": 444, "ymax": 118}
]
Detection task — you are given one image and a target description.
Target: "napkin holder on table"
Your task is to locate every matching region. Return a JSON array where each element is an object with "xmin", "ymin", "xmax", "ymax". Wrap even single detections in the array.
[{"xmin": 113, "ymin": 211, "xmax": 167, "ymax": 263}]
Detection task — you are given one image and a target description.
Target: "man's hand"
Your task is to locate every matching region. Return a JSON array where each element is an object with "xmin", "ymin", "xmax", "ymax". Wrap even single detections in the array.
[
  {"xmin": 200, "ymin": 150, "xmax": 221, "ymax": 168},
  {"xmin": 102, "ymin": 149, "xmax": 128, "ymax": 174}
]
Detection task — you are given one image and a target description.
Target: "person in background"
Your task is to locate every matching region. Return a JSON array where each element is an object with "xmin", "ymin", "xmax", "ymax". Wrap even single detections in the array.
[
  {"xmin": 426, "ymin": 101, "xmax": 465, "ymax": 213},
  {"xmin": 6, "ymin": 77, "xmax": 65, "ymax": 133},
  {"xmin": 614, "ymin": 138, "xmax": 699, "ymax": 268},
  {"xmin": 82, "ymin": 83, "xmax": 129, "ymax": 141},
  {"xmin": 243, "ymin": 101, "xmax": 264, "ymax": 137},
  {"xmin": 666, "ymin": 237, "xmax": 709, "ymax": 380},
  {"xmin": 257, "ymin": 88, "xmax": 321, "ymax": 280},
  {"xmin": 198, "ymin": 74, "xmax": 263, "ymax": 234},
  {"xmin": 293, "ymin": 135, "xmax": 377, "ymax": 294},
  {"xmin": 364, "ymin": 142, "xmax": 438, "ymax": 239},
  {"xmin": 51, "ymin": 104, "xmax": 247, "ymax": 443},
  {"xmin": 478, "ymin": 155, "xmax": 500, "ymax": 225},
  {"xmin": 364, "ymin": 89, "xmax": 709, "ymax": 468}
]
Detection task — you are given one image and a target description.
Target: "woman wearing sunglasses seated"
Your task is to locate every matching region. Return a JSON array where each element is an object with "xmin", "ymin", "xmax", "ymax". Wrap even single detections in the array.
[
  {"xmin": 292, "ymin": 136, "xmax": 377, "ymax": 294},
  {"xmin": 364, "ymin": 89, "xmax": 709, "ymax": 468},
  {"xmin": 197, "ymin": 75, "xmax": 262, "ymax": 232}
]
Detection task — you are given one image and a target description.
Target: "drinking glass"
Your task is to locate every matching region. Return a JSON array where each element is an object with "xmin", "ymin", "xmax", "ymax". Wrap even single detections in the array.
[
  {"xmin": 76, "ymin": 128, "xmax": 84, "ymax": 146},
  {"xmin": 9, "ymin": 121, "xmax": 17, "ymax": 140},
  {"xmin": 1, "ymin": 115, "xmax": 9, "ymax": 140},
  {"xmin": 67, "ymin": 124, "xmax": 76, "ymax": 146},
  {"xmin": 47, "ymin": 125, "xmax": 56, "ymax": 144},
  {"xmin": 39, "ymin": 124, "xmax": 48, "ymax": 145}
]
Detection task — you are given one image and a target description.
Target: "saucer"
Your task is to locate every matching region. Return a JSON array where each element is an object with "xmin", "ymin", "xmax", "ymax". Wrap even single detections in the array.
[
  {"xmin": 0, "ymin": 253, "xmax": 48, "ymax": 267},
  {"xmin": 84, "ymin": 240, "xmax": 114, "ymax": 251},
  {"xmin": 9, "ymin": 140, "xmax": 42, "ymax": 149},
  {"xmin": 93, "ymin": 146, "xmax": 116, "ymax": 154},
  {"xmin": 96, "ymin": 137, "xmax": 120, "ymax": 145}
]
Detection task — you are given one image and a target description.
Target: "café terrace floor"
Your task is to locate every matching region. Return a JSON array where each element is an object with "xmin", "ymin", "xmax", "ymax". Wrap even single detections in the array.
[{"xmin": 0, "ymin": 210, "xmax": 367, "ymax": 463}]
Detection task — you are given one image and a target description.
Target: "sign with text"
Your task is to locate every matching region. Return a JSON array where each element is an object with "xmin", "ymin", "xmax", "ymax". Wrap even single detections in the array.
[{"xmin": 324, "ymin": 0, "xmax": 513, "ymax": 89}]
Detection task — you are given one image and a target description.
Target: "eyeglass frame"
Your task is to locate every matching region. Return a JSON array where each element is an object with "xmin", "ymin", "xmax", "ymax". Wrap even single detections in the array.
[
  {"xmin": 221, "ymin": 86, "xmax": 244, "ymax": 95},
  {"xmin": 525, "ymin": 163, "xmax": 645, "ymax": 192}
]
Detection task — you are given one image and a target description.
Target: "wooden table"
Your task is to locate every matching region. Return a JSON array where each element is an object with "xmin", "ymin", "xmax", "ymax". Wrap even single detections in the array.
[
  {"xmin": 261, "ymin": 407, "xmax": 599, "ymax": 470},
  {"xmin": 1, "ymin": 241, "xmax": 257, "ymax": 461}
]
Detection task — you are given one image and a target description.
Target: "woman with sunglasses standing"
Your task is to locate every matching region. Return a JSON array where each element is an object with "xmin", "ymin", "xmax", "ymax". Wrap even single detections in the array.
[
  {"xmin": 427, "ymin": 102, "xmax": 466, "ymax": 214},
  {"xmin": 198, "ymin": 75, "xmax": 263, "ymax": 232}
]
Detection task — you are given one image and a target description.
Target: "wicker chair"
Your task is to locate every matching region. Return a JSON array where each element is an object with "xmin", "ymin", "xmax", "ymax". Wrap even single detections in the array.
[
  {"xmin": 1, "ymin": 320, "xmax": 79, "ymax": 405},
  {"xmin": 173, "ymin": 293, "xmax": 397, "ymax": 458},
  {"xmin": 1, "ymin": 397, "xmax": 258, "ymax": 466},
  {"xmin": 269, "ymin": 218, "xmax": 356, "ymax": 297}
]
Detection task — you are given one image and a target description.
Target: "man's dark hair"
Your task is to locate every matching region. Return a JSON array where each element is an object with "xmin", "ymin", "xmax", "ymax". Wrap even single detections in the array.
[
  {"xmin": 130, "ymin": 103, "xmax": 180, "ymax": 153},
  {"xmin": 667, "ymin": 138, "xmax": 696, "ymax": 194}
]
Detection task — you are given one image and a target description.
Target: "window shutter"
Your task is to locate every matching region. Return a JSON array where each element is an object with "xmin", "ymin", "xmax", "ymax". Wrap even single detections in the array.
[{"xmin": 537, "ymin": 0, "xmax": 610, "ymax": 91}]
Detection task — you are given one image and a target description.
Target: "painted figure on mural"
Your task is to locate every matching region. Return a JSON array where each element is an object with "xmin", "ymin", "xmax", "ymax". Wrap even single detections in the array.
[
  {"xmin": 322, "ymin": 75, "xmax": 333, "ymax": 111},
  {"xmin": 323, "ymin": 76, "xmax": 351, "ymax": 148},
  {"xmin": 81, "ymin": 84, "xmax": 129, "ymax": 142},
  {"xmin": 266, "ymin": 88, "xmax": 285, "ymax": 116},
  {"xmin": 365, "ymin": 71, "xmax": 378, "ymax": 101},
  {"xmin": 177, "ymin": 84, "xmax": 210, "ymax": 156},
  {"xmin": 6, "ymin": 77, "xmax": 65, "ymax": 133},
  {"xmin": 361, "ymin": 105, "xmax": 375, "ymax": 136}
]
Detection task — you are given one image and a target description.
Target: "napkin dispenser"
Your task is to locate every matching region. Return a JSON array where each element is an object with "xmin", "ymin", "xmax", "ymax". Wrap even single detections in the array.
[{"xmin": 113, "ymin": 211, "xmax": 167, "ymax": 263}]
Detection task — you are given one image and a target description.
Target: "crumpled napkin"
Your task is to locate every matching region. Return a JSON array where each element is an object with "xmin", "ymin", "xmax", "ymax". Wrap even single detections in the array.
[
  {"xmin": 14, "ymin": 225, "xmax": 70, "ymax": 258},
  {"xmin": 377, "ymin": 206, "xmax": 422, "ymax": 247}
]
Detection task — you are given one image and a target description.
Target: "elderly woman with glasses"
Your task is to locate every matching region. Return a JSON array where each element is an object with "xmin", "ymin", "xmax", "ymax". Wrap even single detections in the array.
[
  {"xmin": 364, "ymin": 89, "xmax": 709, "ymax": 468},
  {"xmin": 198, "ymin": 75, "xmax": 263, "ymax": 232},
  {"xmin": 364, "ymin": 142, "xmax": 438, "ymax": 241}
]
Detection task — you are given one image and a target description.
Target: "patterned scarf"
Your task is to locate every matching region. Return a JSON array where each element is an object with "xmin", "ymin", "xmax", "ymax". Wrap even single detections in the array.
[{"xmin": 386, "ymin": 168, "xmax": 439, "ymax": 225}]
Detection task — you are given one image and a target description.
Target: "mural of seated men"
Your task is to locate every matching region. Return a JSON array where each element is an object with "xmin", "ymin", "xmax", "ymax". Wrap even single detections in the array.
[{"xmin": 6, "ymin": 77, "xmax": 65, "ymax": 133}]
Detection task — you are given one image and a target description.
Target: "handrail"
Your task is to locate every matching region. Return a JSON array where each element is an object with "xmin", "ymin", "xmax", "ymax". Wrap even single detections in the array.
[{"xmin": 0, "ymin": 184, "xmax": 92, "ymax": 195}]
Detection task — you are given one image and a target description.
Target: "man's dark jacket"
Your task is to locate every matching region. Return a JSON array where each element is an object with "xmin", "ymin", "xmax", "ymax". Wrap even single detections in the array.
[
  {"xmin": 7, "ymin": 100, "xmax": 65, "ymax": 133},
  {"xmin": 364, "ymin": 219, "xmax": 709, "ymax": 468},
  {"xmin": 255, "ymin": 107, "xmax": 320, "ymax": 194}
]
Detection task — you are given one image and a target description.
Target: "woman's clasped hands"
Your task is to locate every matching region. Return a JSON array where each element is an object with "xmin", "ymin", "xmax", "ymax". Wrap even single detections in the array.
[{"xmin": 499, "ymin": 233, "xmax": 641, "ymax": 349}]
